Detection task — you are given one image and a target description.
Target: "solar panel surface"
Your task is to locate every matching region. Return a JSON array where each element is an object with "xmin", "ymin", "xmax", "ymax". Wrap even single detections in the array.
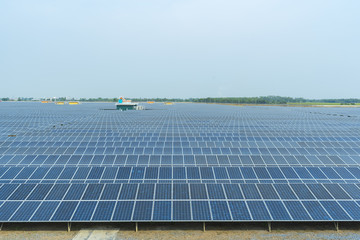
[{"xmin": 1, "ymin": 102, "xmax": 360, "ymax": 222}]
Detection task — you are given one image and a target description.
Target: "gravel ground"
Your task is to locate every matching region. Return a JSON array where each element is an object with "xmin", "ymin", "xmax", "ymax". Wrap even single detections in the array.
[{"xmin": 1, "ymin": 222, "xmax": 360, "ymax": 240}]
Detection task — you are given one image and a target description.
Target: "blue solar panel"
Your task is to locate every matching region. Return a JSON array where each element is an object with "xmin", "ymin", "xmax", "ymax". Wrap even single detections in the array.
[
  {"xmin": 45, "ymin": 167, "xmax": 63, "ymax": 179},
  {"xmin": 133, "ymin": 201, "xmax": 152, "ymax": 220},
  {"xmin": 192, "ymin": 201, "xmax": 211, "ymax": 220},
  {"xmin": 92, "ymin": 201, "xmax": 115, "ymax": 221},
  {"xmin": 224, "ymin": 184, "xmax": 243, "ymax": 199},
  {"xmin": 257, "ymin": 184, "xmax": 279, "ymax": 199},
  {"xmin": 100, "ymin": 184, "xmax": 121, "ymax": 200},
  {"xmin": 59, "ymin": 167, "xmax": 76, "ymax": 179},
  {"xmin": 16, "ymin": 167, "xmax": 36, "ymax": 179},
  {"xmin": 31, "ymin": 201, "xmax": 59, "ymax": 221},
  {"xmin": 119, "ymin": 184, "xmax": 137, "ymax": 199},
  {"xmin": 267, "ymin": 167, "xmax": 285, "ymax": 179},
  {"xmin": 227, "ymin": 167, "xmax": 242, "ymax": 179},
  {"xmin": 173, "ymin": 201, "xmax": 191, "ymax": 220},
  {"xmin": 82, "ymin": 184, "xmax": 104, "ymax": 200},
  {"xmin": 210, "ymin": 201, "xmax": 231, "ymax": 220},
  {"xmin": 321, "ymin": 201, "xmax": 351, "ymax": 220},
  {"xmin": 187, "ymin": 167, "xmax": 200, "ymax": 179},
  {"xmin": 88, "ymin": 167, "xmax": 104, "ymax": 179},
  {"xmin": 145, "ymin": 167, "xmax": 158, "ymax": 179},
  {"xmin": 159, "ymin": 167, "xmax": 172, "ymax": 179},
  {"xmin": 173, "ymin": 184, "xmax": 189, "ymax": 199},
  {"xmin": 241, "ymin": 167, "xmax": 256, "ymax": 179},
  {"xmin": 302, "ymin": 201, "xmax": 331, "ymax": 220},
  {"xmin": 2, "ymin": 102, "xmax": 360, "ymax": 223},
  {"xmin": 153, "ymin": 201, "xmax": 171, "ymax": 220},
  {"xmin": 9, "ymin": 184, "xmax": 36, "ymax": 200},
  {"xmin": 274, "ymin": 184, "xmax": 297, "ymax": 199},
  {"xmin": 72, "ymin": 201, "xmax": 97, "ymax": 221},
  {"xmin": 27, "ymin": 184, "xmax": 53, "ymax": 200},
  {"xmin": 323, "ymin": 184, "xmax": 351, "ymax": 199},
  {"xmin": 0, "ymin": 184, "xmax": 19, "ymax": 200},
  {"xmin": 214, "ymin": 167, "xmax": 228, "ymax": 179},
  {"xmin": 290, "ymin": 184, "xmax": 315, "ymax": 199},
  {"xmin": 228, "ymin": 201, "xmax": 251, "ymax": 220},
  {"xmin": 0, "ymin": 201, "xmax": 22, "ymax": 221},
  {"xmin": 265, "ymin": 201, "xmax": 291, "ymax": 220},
  {"xmin": 284, "ymin": 201, "xmax": 311, "ymax": 220},
  {"xmin": 200, "ymin": 167, "xmax": 214, "ymax": 179},
  {"xmin": 52, "ymin": 201, "xmax": 78, "ymax": 221},
  {"xmin": 340, "ymin": 184, "xmax": 360, "ymax": 198},
  {"xmin": 46, "ymin": 184, "xmax": 69, "ymax": 200},
  {"xmin": 30, "ymin": 168, "xmax": 50, "ymax": 179},
  {"xmin": 339, "ymin": 201, "xmax": 360, "ymax": 220},
  {"xmin": 131, "ymin": 167, "xmax": 145, "ymax": 179},
  {"xmin": 137, "ymin": 184, "xmax": 155, "ymax": 199},
  {"xmin": 247, "ymin": 201, "xmax": 271, "ymax": 220},
  {"xmin": 207, "ymin": 184, "xmax": 225, "ymax": 199},
  {"xmin": 155, "ymin": 184, "xmax": 171, "ymax": 199},
  {"xmin": 112, "ymin": 201, "xmax": 134, "ymax": 220},
  {"xmin": 307, "ymin": 184, "xmax": 333, "ymax": 199},
  {"xmin": 173, "ymin": 168, "xmax": 186, "ymax": 179},
  {"xmin": 241, "ymin": 184, "xmax": 261, "ymax": 199},
  {"xmin": 116, "ymin": 167, "xmax": 131, "ymax": 179}
]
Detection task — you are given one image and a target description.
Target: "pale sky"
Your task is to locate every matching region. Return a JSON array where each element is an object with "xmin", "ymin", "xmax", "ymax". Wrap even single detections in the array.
[{"xmin": 1, "ymin": 0, "xmax": 359, "ymax": 99}]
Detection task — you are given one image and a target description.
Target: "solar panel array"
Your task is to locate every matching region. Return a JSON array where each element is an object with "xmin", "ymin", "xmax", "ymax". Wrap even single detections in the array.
[{"xmin": 1, "ymin": 102, "xmax": 360, "ymax": 222}]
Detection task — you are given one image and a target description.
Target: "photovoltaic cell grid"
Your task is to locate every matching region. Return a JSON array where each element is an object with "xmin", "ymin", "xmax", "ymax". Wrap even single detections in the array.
[{"xmin": 1, "ymin": 102, "xmax": 360, "ymax": 222}]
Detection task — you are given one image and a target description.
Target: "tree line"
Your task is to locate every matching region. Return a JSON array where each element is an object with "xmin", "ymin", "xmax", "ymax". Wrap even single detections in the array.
[
  {"xmin": 1, "ymin": 96, "xmax": 360, "ymax": 104},
  {"xmin": 192, "ymin": 96, "xmax": 360, "ymax": 104}
]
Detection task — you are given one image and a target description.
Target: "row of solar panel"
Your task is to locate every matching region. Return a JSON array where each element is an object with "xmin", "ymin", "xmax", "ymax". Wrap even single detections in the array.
[
  {"xmin": 41, "ymin": 126, "xmax": 357, "ymax": 131},
  {"xmin": 20, "ymin": 126, "xmax": 339, "ymax": 131},
  {"xmin": 2, "ymin": 146, "xmax": 360, "ymax": 156},
  {"xmin": 1, "ymin": 183, "xmax": 360, "ymax": 201},
  {"xmin": 1, "ymin": 154, "xmax": 360, "ymax": 166},
  {"xmin": 31, "ymin": 130, "xmax": 359, "ymax": 136},
  {"xmin": 2, "ymin": 135, "xmax": 359, "ymax": 143},
  {"xmin": 1, "ymin": 166, "xmax": 360, "ymax": 181},
  {"xmin": 3, "ymin": 121, "xmax": 355, "ymax": 129},
  {"xmin": 1, "ymin": 199, "xmax": 360, "ymax": 222},
  {"xmin": 2, "ymin": 140, "xmax": 360, "ymax": 148},
  {"xmin": 1, "ymin": 126, "xmax": 355, "ymax": 136},
  {"xmin": 2, "ymin": 127, "xmax": 360, "ymax": 137},
  {"xmin": 4, "ymin": 179, "xmax": 357, "ymax": 185}
]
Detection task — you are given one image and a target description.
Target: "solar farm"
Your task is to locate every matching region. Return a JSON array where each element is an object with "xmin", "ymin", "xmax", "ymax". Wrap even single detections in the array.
[{"xmin": 1, "ymin": 102, "xmax": 360, "ymax": 231}]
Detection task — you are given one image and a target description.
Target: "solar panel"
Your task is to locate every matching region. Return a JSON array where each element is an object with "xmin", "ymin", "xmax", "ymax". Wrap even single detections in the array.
[{"xmin": 1, "ymin": 102, "xmax": 360, "ymax": 223}]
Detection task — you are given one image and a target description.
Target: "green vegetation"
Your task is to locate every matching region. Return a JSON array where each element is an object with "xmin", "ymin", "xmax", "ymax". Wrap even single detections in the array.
[
  {"xmin": 288, "ymin": 102, "xmax": 359, "ymax": 106},
  {"xmin": 79, "ymin": 97, "xmax": 118, "ymax": 102},
  {"xmin": 193, "ymin": 96, "xmax": 360, "ymax": 105},
  {"xmin": 192, "ymin": 96, "xmax": 360, "ymax": 105},
  {"xmin": 130, "ymin": 98, "xmax": 190, "ymax": 102},
  {"xmin": 1, "ymin": 96, "xmax": 360, "ymax": 105},
  {"xmin": 193, "ymin": 96, "xmax": 293, "ymax": 104},
  {"xmin": 289, "ymin": 100, "xmax": 337, "ymax": 105},
  {"xmin": 3, "ymin": 97, "xmax": 34, "ymax": 101}
]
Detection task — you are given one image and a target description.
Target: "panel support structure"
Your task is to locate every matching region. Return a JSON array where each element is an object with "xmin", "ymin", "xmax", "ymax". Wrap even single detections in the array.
[
  {"xmin": 0, "ymin": 223, "xmax": 3, "ymax": 231},
  {"xmin": 203, "ymin": 222, "xmax": 206, "ymax": 232},
  {"xmin": 334, "ymin": 222, "xmax": 339, "ymax": 232},
  {"xmin": 67, "ymin": 222, "xmax": 71, "ymax": 232},
  {"xmin": 135, "ymin": 222, "xmax": 138, "ymax": 232},
  {"xmin": 268, "ymin": 222, "xmax": 271, "ymax": 232}
]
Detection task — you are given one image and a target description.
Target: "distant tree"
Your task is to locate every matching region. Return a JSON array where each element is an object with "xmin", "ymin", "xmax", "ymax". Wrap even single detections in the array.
[{"xmin": 15, "ymin": 96, "xmax": 360, "ymax": 104}]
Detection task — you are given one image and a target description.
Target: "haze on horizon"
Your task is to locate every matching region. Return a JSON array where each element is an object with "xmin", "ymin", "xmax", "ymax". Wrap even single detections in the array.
[{"xmin": 1, "ymin": 0, "xmax": 359, "ymax": 99}]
